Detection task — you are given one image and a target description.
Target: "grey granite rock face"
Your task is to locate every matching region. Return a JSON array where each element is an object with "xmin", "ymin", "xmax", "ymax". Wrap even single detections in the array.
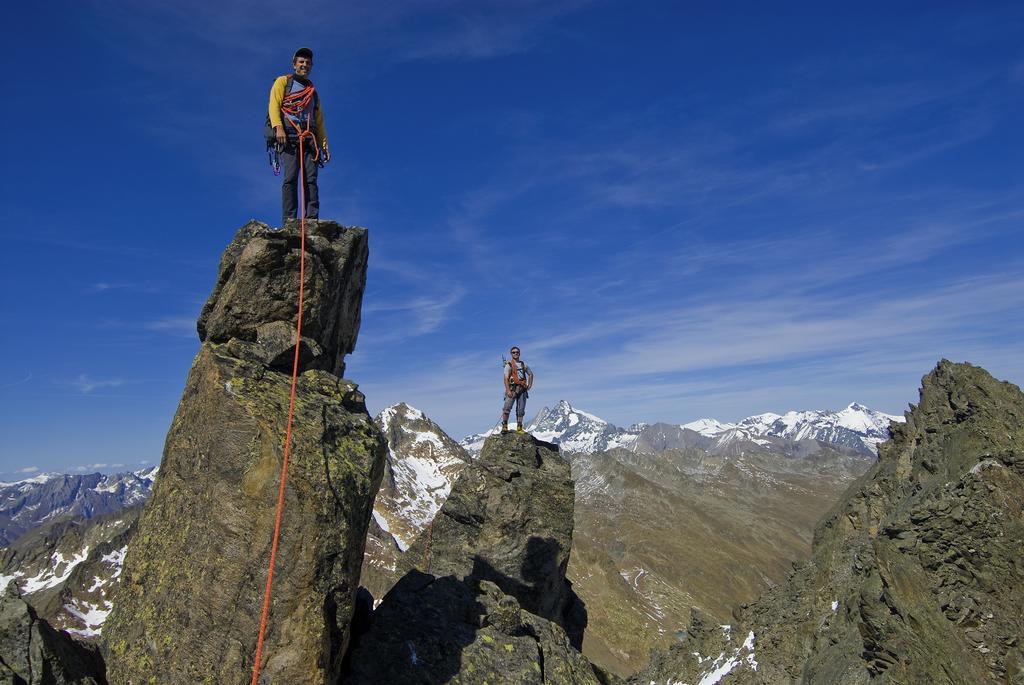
[
  {"xmin": 0, "ymin": 584, "xmax": 107, "ymax": 684},
  {"xmin": 197, "ymin": 219, "xmax": 367, "ymax": 377},
  {"xmin": 104, "ymin": 221, "xmax": 386, "ymax": 685},
  {"xmin": 633, "ymin": 361, "xmax": 1024, "ymax": 685},
  {"xmin": 343, "ymin": 432, "xmax": 611, "ymax": 684},
  {"xmin": 400, "ymin": 432, "xmax": 586, "ymax": 646},
  {"xmin": 343, "ymin": 571, "xmax": 607, "ymax": 685}
]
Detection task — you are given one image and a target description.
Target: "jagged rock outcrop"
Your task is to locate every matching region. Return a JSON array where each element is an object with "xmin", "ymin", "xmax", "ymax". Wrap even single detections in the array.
[
  {"xmin": 0, "ymin": 584, "xmax": 106, "ymax": 684},
  {"xmin": 400, "ymin": 432, "xmax": 584, "ymax": 644},
  {"xmin": 104, "ymin": 220, "xmax": 386, "ymax": 685},
  {"xmin": 344, "ymin": 433, "xmax": 604, "ymax": 683},
  {"xmin": 634, "ymin": 360, "xmax": 1024, "ymax": 684},
  {"xmin": 360, "ymin": 403, "xmax": 471, "ymax": 599},
  {"xmin": 0, "ymin": 509, "xmax": 137, "ymax": 639},
  {"xmin": 197, "ymin": 219, "xmax": 367, "ymax": 376},
  {"xmin": 343, "ymin": 571, "xmax": 610, "ymax": 685}
]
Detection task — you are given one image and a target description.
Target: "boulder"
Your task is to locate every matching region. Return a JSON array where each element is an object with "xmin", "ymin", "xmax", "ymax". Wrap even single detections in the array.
[
  {"xmin": 401, "ymin": 433, "xmax": 586, "ymax": 645},
  {"xmin": 197, "ymin": 219, "xmax": 367, "ymax": 377},
  {"xmin": 343, "ymin": 571, "xmax": 607, "ymax": 685},
  {"xmin": 0, "ymin": 583, "xmax": 106, "ymax": 684},
  {"xmin": 104, "ymin": 221, "xmax": 386, "ymax": 685}
]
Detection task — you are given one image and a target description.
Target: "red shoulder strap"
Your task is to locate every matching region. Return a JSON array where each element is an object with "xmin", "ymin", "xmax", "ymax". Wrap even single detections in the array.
[{"xmin": 508, "ymin": 360, "xmax": 526, "ymax": 387}]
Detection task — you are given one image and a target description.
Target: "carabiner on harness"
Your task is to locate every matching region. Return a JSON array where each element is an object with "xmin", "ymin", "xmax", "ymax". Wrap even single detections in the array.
[{"xmin": 267, "ymin": 141, "xmax": 282, "ymax": 176}]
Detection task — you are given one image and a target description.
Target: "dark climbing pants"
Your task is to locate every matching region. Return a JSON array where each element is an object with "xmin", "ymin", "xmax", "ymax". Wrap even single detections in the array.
[
  {"xmin": 281, "ymin": 140, "xmax": 319, "ymax": 223},
  {"xmin": 501, "ymin": 388, "xmax": 528, "ymax": 422}
]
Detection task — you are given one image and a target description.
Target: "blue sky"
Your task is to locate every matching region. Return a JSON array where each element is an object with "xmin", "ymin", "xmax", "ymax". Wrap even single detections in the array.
[{"xmin": 1, "ymin": 1, "xmax": 1022, "ymax": 477}]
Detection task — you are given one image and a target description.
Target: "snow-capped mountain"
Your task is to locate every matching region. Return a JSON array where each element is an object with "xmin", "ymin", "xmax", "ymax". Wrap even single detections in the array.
[
  {"xmin": 460, "ymin": 401, "xmax": 904, "ymax": 457},
  {"xmin": 457, "ymin": 426, "xmax": 500, "ymax": 456},
  {"xmin": 459, "ymin": 400, "xmax": 637, "ymax": 456},
  {"xmin": 527, "ymin": 400, "xmax": 639, "ymax": 453},
  {"xmin": 372, "ymin": 403, "xmax": 471, "ymax": 551},
  {"xmin": 680, "ymin": 418, "xmax": 735, "ymax": 435},
  {"xmin": 735, "ymin": 403, "xmax": 901, "ymax": 453},
  {"xmin": 0, "ymin": 468, "xmax": 157, "ymax": 547},
  {"xmin": 0, "ymin": 504, "xmax": 140, "ymax": 639},
  {"xmin": 362, "ymin": 403, "xmax": 471, "ymax": 598}
]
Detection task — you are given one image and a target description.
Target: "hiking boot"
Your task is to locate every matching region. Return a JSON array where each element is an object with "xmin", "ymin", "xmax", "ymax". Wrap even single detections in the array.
[
  {"xmin": 516, "ymin": 422, "xmax": 524, "ymax": 434},
  {"xmin": 501, "ymin": 422, "xmax": 509, "ymax": 434}
]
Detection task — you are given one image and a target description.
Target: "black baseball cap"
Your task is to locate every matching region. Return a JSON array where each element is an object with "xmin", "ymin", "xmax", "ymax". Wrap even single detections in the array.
[{"xmin": 293, "ymin": 47, "xmax": 313, "ymax": 61}]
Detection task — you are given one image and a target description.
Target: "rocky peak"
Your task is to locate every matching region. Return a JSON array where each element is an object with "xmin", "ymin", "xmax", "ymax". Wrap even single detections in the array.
[
  {"xmin": 402, "ymin": 433, "xmax": 583, "ymax": 638},
  {"xmin": 344, "ymin": 432, "xmax": 603, "ymax": 683},
  {"xmin": 197, "ymin": 219, "xmax": 367, "ymax": 376},
  {"xmin": 635, "ymin": 360, "xmax": 1024, "ymax": 684},
  {"xmin": 104, "ymin": 220, "xmax": 386, "ymax": 684},
  {"xmin": 0, "ymin": 583, "xmax": 107, "ymax": 684},
  {"xmin": 526, "ymin": 401, "xmax": 637, "ymax": 454},
  {"xmin": 361, "ymin": 403, "xmax": 470, "ymax": 597}
]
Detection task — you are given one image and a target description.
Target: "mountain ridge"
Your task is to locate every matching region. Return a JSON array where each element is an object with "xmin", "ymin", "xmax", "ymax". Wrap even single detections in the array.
[
  {"xmin": 632, "ymin": 360, "xmax": 1024, "ymax": 684},
  {"xmin": 0, "ymin": 468, "xmax": 156, "ymax": 548},
  {"xmin": 459, "ymin": 399, "xmax": 903, "ymax": 457},
  {"xmin": 364, "ymin": 399, "xmax": 881, "ymax": 676}
]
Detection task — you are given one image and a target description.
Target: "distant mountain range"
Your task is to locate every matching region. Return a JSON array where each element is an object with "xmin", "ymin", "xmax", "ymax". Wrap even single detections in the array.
[
  {"xmin": 0, "ymin": 469, "xmax": 156, "ymax": 547},
  {"xmin": 459, "ymin": 400, "xmax": 903, "ymax": 457},
  {"xmin": 366, "ymin": 400, "xmax": 893, "ymax": 675},
  {"xmin": 0, "ymin": 400, "xmax": 902, "ymax": 674}
]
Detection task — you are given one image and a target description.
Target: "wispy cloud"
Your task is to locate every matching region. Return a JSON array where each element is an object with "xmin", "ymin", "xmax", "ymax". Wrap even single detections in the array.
[
  {"xmin": 89, "ymin": 0, "xmax": 595, "ymax": 64},
  {"xmin": 88, "ymin": 282, "xmax": 166, "ymax": 295},
  {"xmin": 17, "ymin": 466, "xmax": 39, "ymax": 474},
  {"xmin": 393, "ymin": 0, "xmax": 595, "ymax": 61},
  {"xmin": 73, "ymin": 463, "xmax": 126, "ymax": 472},
  {"xmin": 363, "ymin": 287, "xmax": 466, "ymax": 341},
  {"xmin": 361, "ymin": 267, "xmax": 1024, "ymax": 436},
  {"xmin": 1, "ymin": 373, "xmax": 33, "ymax": 390},
  {"xmin": 145, "ymin": 316, "xmax": 198, "ymax": 337},
  {"xmin": 64, "ymin": 375, "xmax": 127, "ymax": 395}
]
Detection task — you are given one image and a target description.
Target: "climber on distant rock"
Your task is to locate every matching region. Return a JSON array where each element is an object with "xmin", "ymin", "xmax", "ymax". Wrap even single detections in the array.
[
  {"xmin": 267, "ymin": 47, "xmax": 330, "ymax": 224},
  {"xmin": 501, "ymin": 346, "xmax": 534, "ymax": 434}
]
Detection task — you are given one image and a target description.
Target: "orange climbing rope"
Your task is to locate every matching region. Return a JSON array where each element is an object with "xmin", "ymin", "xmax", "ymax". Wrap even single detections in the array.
[{"xmin": 250, "ymin": 87, "xmax": 317, "ymax": 685}]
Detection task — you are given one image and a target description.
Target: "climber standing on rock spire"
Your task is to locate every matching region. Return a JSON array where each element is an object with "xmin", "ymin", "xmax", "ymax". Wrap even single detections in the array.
[
  {"xmin": 267, "ymin": 47, "xmax": 330, "ymax": 224},
  {"xmin": 501, "ymin": 346, "xmax": 534, "ymax": 434}
]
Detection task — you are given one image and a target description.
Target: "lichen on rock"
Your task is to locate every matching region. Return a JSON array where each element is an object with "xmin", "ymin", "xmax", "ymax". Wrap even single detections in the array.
[
  {"xmin": 0, "ymin": 582, "xmax": 107, "ymax": 684},
  {"xmin": 343, "ymin": 432, "xmax": 609, "ymax": 683},
  {"xmin": 400, "ymin": 432, "xmax": 586, "ymax": 646},
  {"xmin": 103, "ymin": 220, "xmax": 385, "ymax": 685},
  {"xmin": 633, "ymin": 360, "xmax": 1024, "ymax": 685}
]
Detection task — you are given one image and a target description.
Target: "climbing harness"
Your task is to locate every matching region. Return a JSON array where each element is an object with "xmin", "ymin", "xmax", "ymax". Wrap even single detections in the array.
[
  {"xmin": 507, "ymin": 358, "xmax": 528, "ymax": 390},
  {"xmin": 265, "ymin": 76, "xmax": 325, "ymax": 175},
  {"xmin": 250, "ymin": 84, "xmax": 315, "ymax": 685},
  {"xmin": 281, "ymin": 79, "xmax": 321, "ymax": 161}
]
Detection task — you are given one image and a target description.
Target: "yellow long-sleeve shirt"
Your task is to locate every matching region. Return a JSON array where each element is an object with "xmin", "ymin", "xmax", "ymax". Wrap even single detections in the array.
[{"xmin": 268, "ymin": 75, "xmax": 328, "ymax": 146}]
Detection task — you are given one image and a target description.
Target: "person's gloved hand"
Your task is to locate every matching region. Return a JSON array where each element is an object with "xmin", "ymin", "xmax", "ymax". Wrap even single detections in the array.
[{"xmin": 275, "ymin": 126, "xmax": 286, "ymax": 146}]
